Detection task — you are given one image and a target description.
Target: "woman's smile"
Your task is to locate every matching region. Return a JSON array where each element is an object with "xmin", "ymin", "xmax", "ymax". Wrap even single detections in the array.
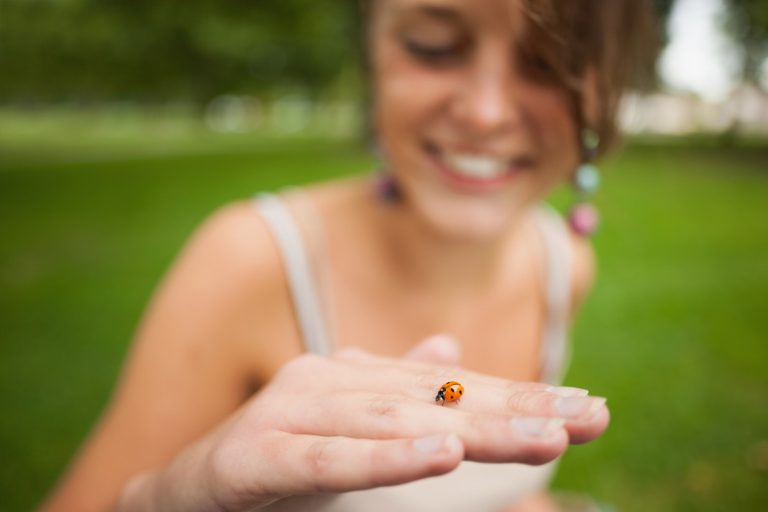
[{"xmin": 423, "ymin": 140, "xmax": 535, "ymax": 193}]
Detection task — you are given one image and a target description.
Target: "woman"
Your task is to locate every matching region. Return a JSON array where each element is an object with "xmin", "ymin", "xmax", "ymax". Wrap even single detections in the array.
[{"xmin": 42, "ymin": 0, "xmax": 656, "ymax": 510}]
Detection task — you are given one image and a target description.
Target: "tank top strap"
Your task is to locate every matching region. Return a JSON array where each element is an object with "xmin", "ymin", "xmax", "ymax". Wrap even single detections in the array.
[
  {"xmin": 532, "ymin": 204, "xmax": 573, "ymax": 385},
  {"xmin": 253, "ymin": 192, "xmax": 332, "ymax": 356},
  {"xmin": 253, "ymin": 194, "xmax": 572, "ymax": 380}
]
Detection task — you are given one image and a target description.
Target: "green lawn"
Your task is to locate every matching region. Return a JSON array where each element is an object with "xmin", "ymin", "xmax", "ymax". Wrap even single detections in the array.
[{"xmin": 1, "ymin": 117, "xmax": 766, "ymax": 511}]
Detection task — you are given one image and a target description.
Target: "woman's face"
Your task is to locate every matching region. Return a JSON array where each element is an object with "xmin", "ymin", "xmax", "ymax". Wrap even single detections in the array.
[{"xmin": 370, "ymin": 0, "xmax": 581, "ymax": 240}]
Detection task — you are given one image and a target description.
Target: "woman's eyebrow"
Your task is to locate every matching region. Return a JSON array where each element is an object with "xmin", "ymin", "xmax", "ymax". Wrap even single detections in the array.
[{"xmin": 401, "ymin": 4, "xmax": 464, "ymax": 25}]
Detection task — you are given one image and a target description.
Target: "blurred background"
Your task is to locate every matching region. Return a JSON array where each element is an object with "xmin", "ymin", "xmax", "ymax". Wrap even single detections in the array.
[{"xmin": 1, "ymin": 0, "xmax": 766, "ymax": 510}]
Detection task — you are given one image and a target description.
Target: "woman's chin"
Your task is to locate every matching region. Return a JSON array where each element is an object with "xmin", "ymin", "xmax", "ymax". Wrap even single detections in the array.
[{"xmin": 411, "ymin": 196, "xmax": 523, "ymax": 243}]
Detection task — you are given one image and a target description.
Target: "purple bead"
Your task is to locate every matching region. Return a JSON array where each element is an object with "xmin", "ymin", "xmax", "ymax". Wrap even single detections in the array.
[
  {"xmin": 375, "ymin": 174, "xmax": 401, "ymax": 202},
  {"xmin": 568, "ymin": 203, "xmax": 599, "ymax": 236}
]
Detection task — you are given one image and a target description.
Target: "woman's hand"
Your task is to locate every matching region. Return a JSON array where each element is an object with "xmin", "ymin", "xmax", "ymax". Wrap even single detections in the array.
[{"xmin": 117, "ymin": 336, "xmax": 609, "ymax": 512}]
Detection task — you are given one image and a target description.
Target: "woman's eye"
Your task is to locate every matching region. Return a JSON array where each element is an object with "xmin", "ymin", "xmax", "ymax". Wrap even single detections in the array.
[{"xmin": 403, "ymin": 39, "xmax": 466, "ymax": 64}]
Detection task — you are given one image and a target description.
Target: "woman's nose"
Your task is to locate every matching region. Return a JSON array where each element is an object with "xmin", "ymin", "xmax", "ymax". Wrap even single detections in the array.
[{"xmin": 451, "ymin": 62, "xmax": 522, "ymax": 136}]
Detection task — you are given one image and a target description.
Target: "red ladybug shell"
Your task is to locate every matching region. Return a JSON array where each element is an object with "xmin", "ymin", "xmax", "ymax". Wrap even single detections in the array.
[{"xmin": 435, "ymin": 381, "xmax": 464, "ymax": 404}]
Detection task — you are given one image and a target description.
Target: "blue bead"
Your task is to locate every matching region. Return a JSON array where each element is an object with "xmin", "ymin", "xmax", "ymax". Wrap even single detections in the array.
[{"xmin": 574, "ymin": 163, "xmax": 600, "ymax": 194}]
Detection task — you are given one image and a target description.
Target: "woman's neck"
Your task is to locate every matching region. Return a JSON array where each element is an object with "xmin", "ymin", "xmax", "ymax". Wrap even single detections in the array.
[{"xmin": 366, "ymin": 187, "xmax": 529, "ymax": 301}]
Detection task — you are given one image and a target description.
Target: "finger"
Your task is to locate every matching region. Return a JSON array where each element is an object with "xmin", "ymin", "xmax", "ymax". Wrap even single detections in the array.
[
  {"xmin": 310, "ymin": 349, "xmax": 608, "ymax": 443},
  {"xmin": 286, "ymin": 392, "xmax": 568, "ymax": 464},
  {"xmin": 404, "ymin": 334, "xmax": 462, "ymax": 365},
  {"xmin": 267, "ymin": 431, "xmax": 463, "ymax": 496},
  {"xmin": 327, "ymin": 358, "xmax": 603, "ymax": 425},
  {"xmin": 565, "ymin": 404, "xmax": 611, "ymax": 444},
  {"xmin": 332, "ymin": 349, "xmax": 552, "ymax": 402},
  {"xmin": 358, "ymin": 372, "xmax": 609, "ymax": 445}
]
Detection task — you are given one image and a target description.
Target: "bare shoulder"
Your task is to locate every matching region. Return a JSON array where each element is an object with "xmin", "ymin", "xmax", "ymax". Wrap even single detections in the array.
[
  {"xmin": 568, "ymin": 230, "xmax": 597, "ymax": 313},
  {"xmin": 157, "ymin": 199, "xmax": 297, "ymax": 376},
  {"xmin": 119, "ymin": 196, "xmax": 297, "ymax": 411},
  {"xmin": 178, "ymin": 199, "xmax": 280, "ymax": 283}
]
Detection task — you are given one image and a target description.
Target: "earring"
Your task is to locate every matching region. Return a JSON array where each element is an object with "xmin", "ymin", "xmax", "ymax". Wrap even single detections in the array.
[
  {"xmin": 375, "ymin": 170, "xmax": 401, "ymax": 202},
  {"xmin": 371, "ymin": 143, "xmax": 401, "ymax": 203},
  {"xmin": 568, "ymin": 129, "xmax": 600, "ymax": 236}
]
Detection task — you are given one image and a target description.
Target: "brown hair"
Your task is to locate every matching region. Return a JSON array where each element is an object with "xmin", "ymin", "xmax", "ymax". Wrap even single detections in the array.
[
  {"xmin": 360, "ymin": 0, "xmax": 660, "ymax": 158},
  {"xmin": 518, "ymin": 0, "xmax": 659, "ymax": 156}
]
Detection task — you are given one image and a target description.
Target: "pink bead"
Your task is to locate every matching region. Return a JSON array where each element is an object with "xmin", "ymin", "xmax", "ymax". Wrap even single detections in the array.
[{"xmin": 568, "ymin": 203, "xmax": 599, "ymax": 236}]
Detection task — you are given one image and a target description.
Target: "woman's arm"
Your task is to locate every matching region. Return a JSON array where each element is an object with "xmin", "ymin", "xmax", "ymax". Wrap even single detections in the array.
[
  {"xmin": 41, "ymin": 202, "xmax": 609, "ymax": 512},
  {"xmin": 40, "ymin": 202, "xmax": 288, "ymax": 512},
  {"xmin": 112, "ymin": 345, "xmax": 608, "ymax": 512}
]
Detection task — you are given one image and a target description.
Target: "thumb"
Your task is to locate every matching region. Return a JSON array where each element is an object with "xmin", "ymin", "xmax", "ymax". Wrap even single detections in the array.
[{"xmin": 404, "ymin": 334, "xmax": 462, "ymax": 365}]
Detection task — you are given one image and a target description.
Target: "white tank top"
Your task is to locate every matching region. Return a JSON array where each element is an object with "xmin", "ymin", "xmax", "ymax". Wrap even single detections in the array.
[{"xmin": 254, "ymin": 192, "xmax": 573, "ymax": 512}]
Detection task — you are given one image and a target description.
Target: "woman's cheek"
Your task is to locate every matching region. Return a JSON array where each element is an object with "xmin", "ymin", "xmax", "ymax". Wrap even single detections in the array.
[
  {"xmin": 378, "ymin": 77, "xmax": 448, "ymax": 129},
  {"xmin": 375, "ymin": 48, "xmax": 455, "ymax": 126},
  {"xmin": 526, "ymin": 94, "xmax": 580, "ymax": 177}
]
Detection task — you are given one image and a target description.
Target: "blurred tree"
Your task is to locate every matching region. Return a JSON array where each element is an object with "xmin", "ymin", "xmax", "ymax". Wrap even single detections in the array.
[
  {"xmin": 723, "ymin": 0, "xmax": 768, "ymax": 89},
  {"xmin": 652, "ymin": 0, "xmax": 677, "ymax": 42},
  {"xmin": 3, "ymin": 0, "xmax": 738, "ymax": 105},
  {"xmin": 0, "ymin": 0, "xmax": 359, "ymax": 103}
]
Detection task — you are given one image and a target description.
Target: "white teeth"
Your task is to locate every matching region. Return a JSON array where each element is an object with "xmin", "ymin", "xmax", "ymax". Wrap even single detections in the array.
[{"xmin": 442, "ymin": 153, "xmax": 508, "ymax": 179}]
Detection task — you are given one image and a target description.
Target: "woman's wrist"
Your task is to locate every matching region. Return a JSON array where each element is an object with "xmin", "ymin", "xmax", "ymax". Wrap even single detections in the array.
[
  {"xmin": 115, "ymin": 445, "xmax": 222, "ymax": 512},
  {"xmin": 115, "ymin": 470, "xmax": 162, "ymax": 512}
]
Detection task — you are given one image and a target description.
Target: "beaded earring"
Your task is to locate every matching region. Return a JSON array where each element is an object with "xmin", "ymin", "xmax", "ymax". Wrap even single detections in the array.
[
  {"xmin": 371, "ymin": 143, "xmax": 402, "ymax": 203},
  {"xmin": 568, "ymin": 128, "xmax": 601, "ymax": 236},
  {"xmin": 374, "ymin": 169, "xmax": 401, "ymax": 202}
]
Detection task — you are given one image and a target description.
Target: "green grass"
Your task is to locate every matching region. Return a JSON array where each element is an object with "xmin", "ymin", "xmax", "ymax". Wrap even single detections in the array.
[
  {"xmin": 558, "ymin": 143, "xmax": 768, "ymax": 511},
  {"xmin": 1, "ymin": 117, "xmax": 767, "ymax": 511}
]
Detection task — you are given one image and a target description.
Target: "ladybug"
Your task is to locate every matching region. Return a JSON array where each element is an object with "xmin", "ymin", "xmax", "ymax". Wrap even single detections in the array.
[{"xmin": 435, "ymin": 381, "xmax": 464, "ymax": 405}]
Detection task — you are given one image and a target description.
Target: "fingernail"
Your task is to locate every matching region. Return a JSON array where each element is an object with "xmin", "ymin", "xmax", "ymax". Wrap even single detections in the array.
[
  {"xmin": 546, "ymin": 386, "xmax": 589, "ymax": 397},
  {"xmin": 511, "ymin": 417, "xmax": 565, "ymax": 437},
  {"xmin": 413, "ymin": 434, "xmax": 448, "ymax": 454},
  {"xmin": 555, "ymin": 396, "xmax": 606, "ymax": 419}
]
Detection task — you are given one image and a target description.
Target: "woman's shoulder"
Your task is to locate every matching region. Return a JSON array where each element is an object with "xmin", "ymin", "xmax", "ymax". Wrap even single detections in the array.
[
  {"xmin": 161, "ymin": 198, "xmax": 307, "ymax": 380},
  {"xmin": 157, "ymin": 198, "xmax": 298, "ymax": 355},
  {"xmin": 180, "ymin": 199, "xmax": 284, "ymax": 293},
  {"xmin": 189, "ymin": 180, "xmax": 364, "ymax": 311}
]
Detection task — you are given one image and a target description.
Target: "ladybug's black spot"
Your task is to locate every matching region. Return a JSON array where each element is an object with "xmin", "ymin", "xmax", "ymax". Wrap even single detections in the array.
[{"xmin": 459, "ymin": 389, "xmax": 463, "ymax": 394}]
